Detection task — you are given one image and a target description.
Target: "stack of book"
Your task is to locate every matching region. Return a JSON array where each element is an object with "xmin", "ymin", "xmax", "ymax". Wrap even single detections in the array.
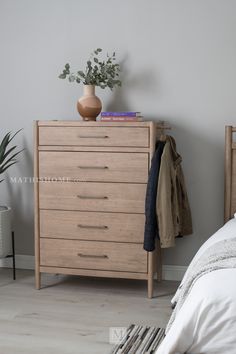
[{"xmin": 100, "ymin": 111, "xmax": 143, "ymax": 122}]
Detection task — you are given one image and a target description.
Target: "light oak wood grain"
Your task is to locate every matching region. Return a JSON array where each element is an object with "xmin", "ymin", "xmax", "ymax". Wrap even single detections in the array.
[
  {"xmin": 37, "ymin": 120, "xmax": 170, "ymax": 128},
  {"xmin": 224, "ymin": 126, "xmax": 236, "ymax": 222},
  {"xmin": 38, "ymin": 146, "xmax": 150, "ymax": 153},
  {"xmin": 39, "ymin": 151, "xmax": 148, "ymax": 183},
  {"xmin": 39, "ymin": 126, "xmax": 149, "ymax": 147},
  {"xmin": 40, "ymin": 266, "xmax": 148, "ymax": 280},
  {"xmin": 40, "ymin": 239, "xmax": 147, "ymax": 273},
  {"xmin": 35, "ymin": 121, "xmax": 168, "ymax": 297},
  {"xmin": 0, "ymin": 269, "xmax": 177, "ymax": 354},
  {"xmin": 34, "ymin": 121, "xmax": 41, "ymax": 290},
  {"xmin": 230, "ymin": 148, "xmax": 236, "ymax": 219},
  {"xmin": 39, "ymin": 181, "xmax": 146, "ymax": 214},
  {"xmin": 225, "ymin": 126, "xmax": 232, "ymax": 222},
  {"xmin": 40, "ymin": 210, "xmax": 145, "ymax": 243}
]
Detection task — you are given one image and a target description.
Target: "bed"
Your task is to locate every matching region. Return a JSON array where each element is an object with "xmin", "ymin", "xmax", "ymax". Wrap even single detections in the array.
[{"xmin": 156, "ymin": 126, "xmax": 236, "ymax": 354}]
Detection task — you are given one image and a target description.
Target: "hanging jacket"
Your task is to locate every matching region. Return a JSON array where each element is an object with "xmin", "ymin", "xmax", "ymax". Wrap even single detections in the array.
[
  {"xmin": 156, "ymin": 136, "xmax": 192, "ymax": 248},
  {"xmin": 143, "ymin": 141, "xmax": 165, "ymax": 251}
]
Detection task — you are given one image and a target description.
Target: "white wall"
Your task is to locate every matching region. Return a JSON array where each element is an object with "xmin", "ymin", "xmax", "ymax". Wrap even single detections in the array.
[{"xmin": 0, "ymin": 0, "xmax": 236, "ymax": 266}]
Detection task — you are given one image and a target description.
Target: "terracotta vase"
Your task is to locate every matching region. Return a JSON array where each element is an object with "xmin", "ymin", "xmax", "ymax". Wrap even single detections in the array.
[{"xmin": 77, "ymin": 85, "xmax": 102, "ymax": 121}]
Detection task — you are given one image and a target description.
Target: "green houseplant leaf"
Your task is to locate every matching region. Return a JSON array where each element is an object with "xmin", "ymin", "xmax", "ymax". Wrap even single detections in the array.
[{"xmin": 0, "ymin": 129, "xmax": 23, "ymax": 183}]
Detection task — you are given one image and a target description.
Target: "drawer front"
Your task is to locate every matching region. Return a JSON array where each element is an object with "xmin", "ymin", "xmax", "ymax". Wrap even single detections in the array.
[
  {"xmin": 40, "ymin": 239, "xmax": 147, "ymax": 273},
  {"xmin": 39, "ymin": 181, "xmax": 146, "ymax": 213},
  {"xmin": 39, "ymin": 151, "xmax": 148, "ymax": 183},
  {"xmin": 40, "ymin": 210, "xmax": 145, "ymax": 243},
  {"xmin": 39, "ymin": 126, "xmax": 149, "ymax": 147}
]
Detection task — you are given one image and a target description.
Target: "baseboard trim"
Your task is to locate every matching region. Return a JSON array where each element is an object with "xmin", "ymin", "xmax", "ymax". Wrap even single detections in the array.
[
  {"xmin": 0, "ymin": 255, "xmax": 187, "ymax": 281},
  {"xmin": 162, "ymin": 265, "xmax": 187, "ymax": 281},
  {"xmin": 0, "ymin": 255, "xmax": 35, "ymax": 270}
]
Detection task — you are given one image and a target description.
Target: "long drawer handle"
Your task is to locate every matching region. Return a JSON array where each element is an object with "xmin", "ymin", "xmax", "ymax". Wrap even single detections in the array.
[
  {"xmin": 78, "ymin": 166, "xmax": 109, "ymax": 170},
  {"xmin": 77, "ymin": 224, "xmax": 108, "ymax": 230},
  {"xmin": 78, "ymin": 135, "xmax": 109, "ymax": 139},
  {"xmin": 77, "ymin": 195, "xmax": 108, "ymax": 200},
  {"xmin": 78, "ymin": 253, "xmax": 108, "ymax": 259}
]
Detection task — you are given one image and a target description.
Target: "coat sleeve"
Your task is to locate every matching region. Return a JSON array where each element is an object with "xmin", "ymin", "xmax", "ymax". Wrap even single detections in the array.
[
  {"xmin": 156, "ymin": 146, "xmax": 175, "ymax": 248},
  {"xmin": 144, "ymin": 142, "xmax": 165, "ymax": 251}
]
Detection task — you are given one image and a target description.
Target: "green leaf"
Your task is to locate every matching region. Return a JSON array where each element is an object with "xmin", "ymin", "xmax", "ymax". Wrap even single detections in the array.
[
  {"xmin": 0, "ymin": 161, "xmax": 18, "ymax": 174},
  {"xmin": 77, "ymin": 71, "xmax": 85, "ymax": 77},
  {"xmin": 0, "ymin": 132, "xmax": 11, "ymax": 162},
  {"xmin": 0, "ymin": 130, "xmax": 23, "ymax": 177},
  {"xmin": 2, "ymin": 145, "xmax": 17, "ymax": 161},
  {"xmin": 0, "ymin": 129, "xmax": 22, "ymax": 163},
  {"xmin": 0, "ymin": 149, "xmax": 23, "ymax": 172},
  {"xmin": 59, "ymin": 74, "xmax": 66, "ymax": 79},
  {"xmin": 12, "ymin": 128, "xmax": 23, "ymax": 141},
  {"xmin": 58, "ymin": 49, "xmax": 121, "ymax": 89},
  {"xmin": 68, "ymin": 74, "xmax": 75, "ymax": 82}
]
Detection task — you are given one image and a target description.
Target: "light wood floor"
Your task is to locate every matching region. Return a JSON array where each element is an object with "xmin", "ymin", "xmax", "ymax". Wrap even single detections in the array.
[{"xmin": 0, "ymin": 269, "xmax": 178, "ymax": 354}]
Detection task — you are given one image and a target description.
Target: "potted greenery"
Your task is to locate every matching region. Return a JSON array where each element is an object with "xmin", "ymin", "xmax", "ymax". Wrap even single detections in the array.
[
  {"xmin": 0, "ymin": 130, "xmax": 22, "ymax": 258},
  {"xmin": 59, "ymin": 48, "xmax": 121, "ymax": 121}
]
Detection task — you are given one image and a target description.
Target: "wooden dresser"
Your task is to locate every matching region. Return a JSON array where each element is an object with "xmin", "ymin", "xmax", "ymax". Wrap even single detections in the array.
[{"xmin": 34, "ymin": 120, "xmax": 165, "ymax": 298}]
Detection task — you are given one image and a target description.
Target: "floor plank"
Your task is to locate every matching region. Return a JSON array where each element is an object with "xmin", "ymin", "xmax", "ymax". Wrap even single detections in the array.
[{"xmin": 0, "ymin": 269, "xmax": 178, "ymax": 354}]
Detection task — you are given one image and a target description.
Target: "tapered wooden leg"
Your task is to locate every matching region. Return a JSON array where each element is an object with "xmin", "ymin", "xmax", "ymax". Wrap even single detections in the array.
[
  {"xmin": 148, "ymin": 252, "xmax": 154, "ymax": 298},
  {"xmin": 35, "ymin": 270, "xmax": 41, "ymax": 290},
  {"xmin": 156, "ymin": 241, "xmax": 162, "ymax": 282},
  {"xmin": 148, "ymin": 276, "xmax": 153, "ymax": 299}
]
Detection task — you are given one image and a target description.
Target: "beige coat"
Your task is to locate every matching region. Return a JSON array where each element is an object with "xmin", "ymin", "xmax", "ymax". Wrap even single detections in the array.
[{"xmin": 156, "ymin": 136, "xmax": 192, "ymax": 248}]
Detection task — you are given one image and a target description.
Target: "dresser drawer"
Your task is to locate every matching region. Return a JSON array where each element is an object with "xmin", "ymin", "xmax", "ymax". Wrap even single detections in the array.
[
  {"xmin": 39, "ymin": 181, "xmax": 146, "ymax": 213},
  {"xmin": 40, "ymin": 239, "xmax": 147, "ymax": 273},
  {"xmin": 39, "ymin": 151, "xmax": 148, "ymax": 183},
  {"xmin": 38, "ymin": 126, "xmax": 149, "ymax": 147},
  {"xmin": 40, "ymin": 210, "xmax": 145, "ymax": 243}
]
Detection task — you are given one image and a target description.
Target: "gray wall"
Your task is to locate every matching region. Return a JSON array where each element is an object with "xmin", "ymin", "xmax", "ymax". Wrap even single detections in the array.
[{"xmin": 0, "ymin": 0, "xmax": 236, "ymax": 266}]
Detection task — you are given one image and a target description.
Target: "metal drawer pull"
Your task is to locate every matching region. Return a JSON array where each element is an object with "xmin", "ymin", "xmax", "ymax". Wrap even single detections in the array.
[
  {"xmin": 77, "ymin": 224, "xmax": 108, "ymax": 230},
  {"xmin": 78, "ymin": 135, "xmax": 109, "ymax": 139},
  {"xmin": 77, "ymin": 195, "xmax": 108, "ymax": 200},
  {"xmin": 78, "ymin": 166, "xmax": 108, "ymax": 170},
  {"xmin": 78, "ymin": 253, "xmax": 108, "ymax": 259}
]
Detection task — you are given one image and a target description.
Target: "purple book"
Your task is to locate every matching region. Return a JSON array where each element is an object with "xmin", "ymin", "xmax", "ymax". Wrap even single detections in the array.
[{"xmin": 101, "ymin": 111, "xmax": 141, "ymax": 117}]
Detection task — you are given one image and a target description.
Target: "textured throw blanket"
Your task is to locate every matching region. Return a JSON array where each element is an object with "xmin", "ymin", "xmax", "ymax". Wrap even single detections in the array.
[{"xmin": 166, "ymin": 237, "xmax": 236, "ymax": 333}]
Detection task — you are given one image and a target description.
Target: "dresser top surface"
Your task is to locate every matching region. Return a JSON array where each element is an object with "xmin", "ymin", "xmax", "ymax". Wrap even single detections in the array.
[{"xmin": 36, "ymin": 120, "xmax": 169, "ymax": 129}]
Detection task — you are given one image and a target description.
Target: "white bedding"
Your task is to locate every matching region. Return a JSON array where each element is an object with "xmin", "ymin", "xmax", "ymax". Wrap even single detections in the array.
[{"xmin": 156, "ymin": 218, "xmax": 236, "ymax": 354}]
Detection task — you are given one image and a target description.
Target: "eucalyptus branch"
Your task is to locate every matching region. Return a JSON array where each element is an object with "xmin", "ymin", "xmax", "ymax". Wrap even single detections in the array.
[{"xmin": 59, "ymin": 48, "xmax": 121, "ymax": 90}]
